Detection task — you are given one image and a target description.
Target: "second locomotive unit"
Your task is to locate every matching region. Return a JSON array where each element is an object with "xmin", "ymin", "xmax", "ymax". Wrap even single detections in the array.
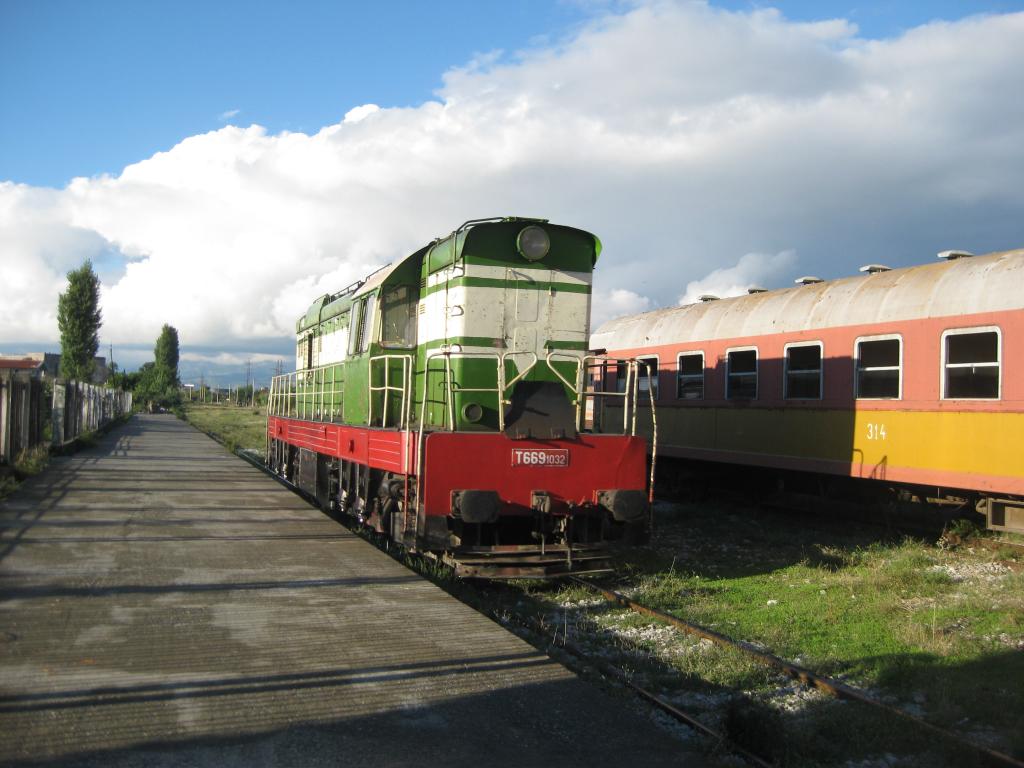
[{"xmin": 267, "ymin": 217, "xmax": 652, "ymax": 577}]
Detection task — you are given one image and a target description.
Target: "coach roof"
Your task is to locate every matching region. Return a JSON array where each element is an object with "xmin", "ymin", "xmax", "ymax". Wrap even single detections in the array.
[{"xmin": 592, "ymin": 248, "xmax": 1024, "ymax": 349}]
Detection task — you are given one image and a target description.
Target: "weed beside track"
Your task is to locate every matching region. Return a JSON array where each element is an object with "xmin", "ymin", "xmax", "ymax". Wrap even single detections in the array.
[{"xmin": 181, "ymin": 402, "xmax": 267, "ymax": 458}]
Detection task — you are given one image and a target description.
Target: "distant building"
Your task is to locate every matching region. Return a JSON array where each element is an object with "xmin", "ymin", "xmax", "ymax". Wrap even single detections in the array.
[
  {"xmin": 0, "ymin": 357, "xmax": 45, "ymax": 378},
  {"xmin": 0, "ymin": 353, "xmax": 108, "ymax": 384}
]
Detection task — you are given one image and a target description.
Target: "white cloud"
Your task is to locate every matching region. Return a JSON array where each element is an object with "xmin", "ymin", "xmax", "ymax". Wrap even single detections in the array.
[
  {"xmin": 218, "ymin": 108, "xmax": 241, "ymax": 121},
  {"xmin": 180, "ymin": 351, "xmax": 286, "ymax": 366},
  {"xmin": 2, "ymin": 1, "xmax": 1023, "ymax": 368},
  {"xmin": 591, "ymin": 287, "xmax": 652, "ymax": 328},
  {"xmin": 342, "ymin": 104, "xmax": 380, "ymax": 123},
  {"xmin": 678, "ymin": 250, "xmax": 797, "ymax": 305}
]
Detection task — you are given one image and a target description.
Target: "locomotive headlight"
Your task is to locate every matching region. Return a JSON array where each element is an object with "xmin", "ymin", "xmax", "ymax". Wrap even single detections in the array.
[{"xmin": 517, "ymin": 225, "xmax": 550, "ymax": 262}]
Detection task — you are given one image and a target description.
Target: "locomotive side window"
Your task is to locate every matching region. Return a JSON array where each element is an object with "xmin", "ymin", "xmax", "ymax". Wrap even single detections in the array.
[
  {"xmin": 347, "ymin": 300, "xmax": 364, "ymax": 356},
  {"xmin": 359, "ymin": 293, "xmax": 377, "ymax": 354},
  {"xmin": 943, "ymin": 328, "xmax": 1000, "ymax": 399},
  {"xmin": 637, "ymin": 356, "xmax": 659, "ymax": 401},
  {"xmin": 676, "ymin": 352, "xmax": 704, "ymax": 399},
  {"xmin": 784, "ymin": 342, "xmax": 823, "ymax": 399},
  {"xmin": 856, "ymin": 337, "xmax": 901, "ymax": 399},
  {"xmin": 726, "ymin": 348, "xmax": 757, "ymax": 399},
  {"xmin": 381, "ymin": 285, "xmax": 416, "ymax": 348}
]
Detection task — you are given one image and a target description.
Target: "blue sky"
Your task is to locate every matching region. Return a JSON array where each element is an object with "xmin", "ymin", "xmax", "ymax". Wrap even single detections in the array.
[
  {"xmin": 3, "ymin": 0, "xmax": 1022, "ymax": 188},
  {"xmin": 2, "ymin": 0, "xmax": 1023, "ymax": 385},
  {"xmin": 4, "ymin": 0, "xmax": 588, "ymax": 187}
]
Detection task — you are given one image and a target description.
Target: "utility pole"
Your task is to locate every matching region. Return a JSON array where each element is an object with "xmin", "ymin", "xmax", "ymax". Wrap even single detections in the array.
[{"xmin": 245, "ymin": 359, "xmax": 252, "ymax": 407}]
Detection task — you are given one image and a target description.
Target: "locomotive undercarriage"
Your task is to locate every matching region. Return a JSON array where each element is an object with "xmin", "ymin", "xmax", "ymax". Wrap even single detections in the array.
[{"xmin": 268, "ymin": 437, "xmax": 641, "ymax": 578}]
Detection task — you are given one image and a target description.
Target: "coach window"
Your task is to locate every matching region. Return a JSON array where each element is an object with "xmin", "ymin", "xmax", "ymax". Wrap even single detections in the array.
[
  {"xmin": 784, "ymin": 342, "xmax": 823, "ymax": 399},
  {"xmin": 637, "ymin": 356, "xmax": 659, "ymax": 401},
  {"xmin": 614, "ymin": 362, "xmax": 628, "ymax": 393},
  {"xmin": 855, "ymin": 336, "xmax": 901, "ymax": 399},
  {"xmin": 943, "ymin": 328, "xmax": 1000, "ymax": 399},
  {"xmin": 726, "ymin": 348, "xmax": 757, "ymax": 399},
  {"xmin": 676, "ymin": 352, "xmax": 704, "ymax": 400}
]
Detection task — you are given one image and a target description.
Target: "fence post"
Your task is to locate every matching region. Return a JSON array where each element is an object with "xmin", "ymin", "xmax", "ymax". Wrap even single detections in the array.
[
  {"xmin": 15, "ymin": 377, "xmax": 30, "ymax": 458},
  {"xmin": 0, "ymin": 375, "xmax": 9, "ymax": 464},
  {"xmin": 51, "ymin": 382, "xmax": 66, "ymax": 446},
  {"xmin": 28, "ymin": 380, "xmax": 41, "ymax": 447},
  {"xmin": 68, "ymin": 381, "xmax": 78, "ymax": 443},
  {"xmin": 74, "ymin": 381, "xmax": 82, "ymax": 439}
]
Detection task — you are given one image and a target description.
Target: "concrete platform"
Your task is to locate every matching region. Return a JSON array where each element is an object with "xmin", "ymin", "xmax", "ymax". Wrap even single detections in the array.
[{"xmin": 0, "ymin": 415, "xmax": 704, "ymax": 767}]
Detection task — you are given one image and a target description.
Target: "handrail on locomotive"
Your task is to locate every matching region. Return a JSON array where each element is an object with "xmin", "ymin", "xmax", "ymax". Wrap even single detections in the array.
[
  {"xmin": 268, "ymin": 352, "xmax": 652, "ymax": 435},
  {"xmin": 368, "ymin": 354, "xmax": 414, "ymax": 430},
  {"xmin": 268, "ymin": 349, "xmax": 658, "ymax": 539}
]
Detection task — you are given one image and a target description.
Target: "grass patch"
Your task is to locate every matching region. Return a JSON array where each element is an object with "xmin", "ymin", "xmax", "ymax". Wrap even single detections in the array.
[
  {"xmin": 492, "ymin": 501, "xmax": 1024, "ymax": 765},
  {"xmin": 14, "ymin": 444, "xmax": 50, "ymax": 476},
  {"xmin": 181, "ymin": 402, "xmax": 268, "ymax": 458},
  {"xmin": 1, "ymin": 444, "xmax": 52, "ymax": 499}
]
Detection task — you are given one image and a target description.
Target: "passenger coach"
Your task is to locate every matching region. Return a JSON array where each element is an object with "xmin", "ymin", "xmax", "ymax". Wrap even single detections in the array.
[{"xmin": 591, "ymin": 248, "xmax": 1024, "ymax": 533}]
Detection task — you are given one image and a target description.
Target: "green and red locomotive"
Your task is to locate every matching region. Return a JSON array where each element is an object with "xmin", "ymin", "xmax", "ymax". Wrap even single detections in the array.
[{"xmin": 267, "ymin": 217, "xmax": 652, "ymax": 577}]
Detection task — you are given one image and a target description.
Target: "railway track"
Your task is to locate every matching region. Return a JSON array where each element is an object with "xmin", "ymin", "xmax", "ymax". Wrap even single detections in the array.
[
  {"xmin": 568, "ymin": 577, "xmax": 1024, "ymax": 768},
  {"xmin": 509, "ymin": 608, "xmax": 774, "ymax": 768}
]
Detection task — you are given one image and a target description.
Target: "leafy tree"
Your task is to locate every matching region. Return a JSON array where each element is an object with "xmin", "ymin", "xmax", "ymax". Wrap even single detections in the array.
[
  {"xmin": 57, "ymin": 260, "xmax": 102, "ymax": 381},
  {"xmin": 133, "ymin": 326, "xmax": 182, "ymax": 412},
  {"xmin": 154, "ymin": 324, "xmax": 180, "ymax": 386},
  {"xmin": 109, "ymin": 368, "xmax": 142, "ymax": 391}
]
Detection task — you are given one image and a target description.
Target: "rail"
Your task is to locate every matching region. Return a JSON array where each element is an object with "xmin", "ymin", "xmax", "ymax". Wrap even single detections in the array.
[{"xmin": 571, "ymin": 578, "xmax": 1024, "ymax": 768}]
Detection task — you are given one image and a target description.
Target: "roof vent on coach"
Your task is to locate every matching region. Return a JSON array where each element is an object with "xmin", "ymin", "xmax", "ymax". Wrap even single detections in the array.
[
  {"xmin": 699, "ymin": 294, "xmax": 720, "ymax": 302},
  {"xmin": 937, "ymin": 250, "xmax": 974, "ymax": 260},
  {"xmin": 795, "ymin": 276, "xmax": 823, "ymax": 285},
  {"xmin": 859, "ymin": 264, "xmax": 891, "ymax": 274},
  {"xmin": 747, "ymin": 286, "xmax": 767, "ymax": 294}
]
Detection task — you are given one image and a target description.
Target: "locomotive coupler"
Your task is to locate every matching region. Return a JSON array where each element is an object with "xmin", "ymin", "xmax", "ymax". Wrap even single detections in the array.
[{"xmin": 530, "ymin": 491, "xmax": 552, "ymax": 554}]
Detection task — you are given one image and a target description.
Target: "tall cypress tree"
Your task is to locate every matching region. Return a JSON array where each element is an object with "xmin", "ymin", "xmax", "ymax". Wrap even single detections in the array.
[
  {"xmin": 57, "ymin": 260, "xmax": 102, "ymax": 382},
  {"xmin": 154, "ymin": 324, "xmax": 180, "ymax": 386}
]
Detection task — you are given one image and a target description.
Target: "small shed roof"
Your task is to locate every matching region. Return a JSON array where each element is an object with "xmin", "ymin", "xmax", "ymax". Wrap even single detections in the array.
[{"xmin": 0, "ymin": 358, "xmax": 43, "ymax": 370}]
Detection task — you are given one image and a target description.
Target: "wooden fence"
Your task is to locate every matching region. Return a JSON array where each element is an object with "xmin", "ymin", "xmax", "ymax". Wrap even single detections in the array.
[
  {"xmin": 0, "ymin": 373, "xmax": 133, "ymax": 465},
  {"xmin": 51, "ymin": 381, "xmax": 133, "ymax": 447},
  {"xmin": 0, "ymin": 373, "xmax": 47, "ymax": 466}
]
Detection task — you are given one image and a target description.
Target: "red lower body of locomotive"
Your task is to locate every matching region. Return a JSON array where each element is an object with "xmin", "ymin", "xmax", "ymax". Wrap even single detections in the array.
[{"xmin": 267, "ymin": 415, "xmax": 649, "ymax": 577}]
